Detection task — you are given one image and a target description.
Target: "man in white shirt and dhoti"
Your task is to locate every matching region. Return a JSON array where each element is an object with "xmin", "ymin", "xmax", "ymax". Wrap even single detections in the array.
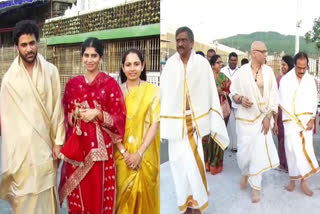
[
  {"xmin": 0, "ymin": 20, "xmax": 65, "ymax": 214},
  {"xmin": 160, "ymin": 26, "xmax": 229, "ymax": 214},
  {"xmin": 279, "ymin": 52, "xmax": 319, "ymax": 196},
  {"xmin": 230, "ymin": 41, "xmax": 279, "ymax": 203}
]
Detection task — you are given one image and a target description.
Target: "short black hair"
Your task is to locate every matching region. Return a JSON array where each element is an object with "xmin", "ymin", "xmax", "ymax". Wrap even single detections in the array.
[
  {"xmin": 196, "ymin": 51, "xmax": 205, "ymax": 57},
  {"xmin": 294, "ymin": 51, "xmax": 309, "ymax": 66},
  {"xmin": 282, "ymin": 55, "xmax": 294, "ymax": 71},
  {"xmin": 229, "ymin": 52, "xmax": 238, "ymax": 60},
  {"xmin": 175, "ymin": 26, "xmax": 194, "ymax": 42},
  {"xmin": 13, "ymin": 20, "xmax": 39, "ymax": 45},
  {"xmin": 81, "ymin": 37, "xmax": 104, "ymax": 57},
  {"xmin": 209, "ymin": 54, "xmax": 221, "ymax": 66},
  {"xmin": 241, "ymin": 58, "xmax": 249, "ymax": 66},
  {"xmin": 120, "ymin": 48, "xmax": 147, "ymax": 83},
  {"xmin": 207, "ymin": 49, "xmax": 216, "ymax": 54}
]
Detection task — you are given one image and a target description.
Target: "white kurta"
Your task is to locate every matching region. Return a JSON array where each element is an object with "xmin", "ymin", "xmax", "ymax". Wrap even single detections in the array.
[
  {"xmin": 230, "ymin": 62, "xmax": 279, "ymax": 190},
  {"xmin": 279, "ymin": 69, "xmax": 319, "ymax": 180},
  {"xmin": 160, "ymin": 51, "xmax": 229, "ymax": 212}
]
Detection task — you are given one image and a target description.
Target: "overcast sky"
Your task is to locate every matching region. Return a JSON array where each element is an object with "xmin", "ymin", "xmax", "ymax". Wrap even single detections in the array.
[{"xmin": 161, "ymin": 0, "xmax": 320, "ymax": 43}]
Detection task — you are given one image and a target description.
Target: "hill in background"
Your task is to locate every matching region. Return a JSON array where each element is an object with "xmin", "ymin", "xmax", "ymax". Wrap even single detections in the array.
[{"xmin": 219, "ymin": 31, "xmax": 319, "ymax": 57}]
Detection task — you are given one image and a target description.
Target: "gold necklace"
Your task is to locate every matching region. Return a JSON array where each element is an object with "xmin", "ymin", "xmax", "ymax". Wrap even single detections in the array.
[{"xmin": 126, "ymin": 81, "xmax": 141, "ymax": 120}]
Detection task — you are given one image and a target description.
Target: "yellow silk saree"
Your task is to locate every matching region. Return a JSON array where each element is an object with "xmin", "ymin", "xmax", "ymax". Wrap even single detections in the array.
[{"xmin": 115, "ymin": 82, "xmax": 160, "ymax": 214}]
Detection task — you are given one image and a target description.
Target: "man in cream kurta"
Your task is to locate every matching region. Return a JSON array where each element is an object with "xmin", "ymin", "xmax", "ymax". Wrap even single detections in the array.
[
  {"xmin": 0, "ymin": 20, "xmax": 65, "ymax": 214},
  {"xmin": 279, "ymin": 52, "xmax": 319, "ymax": 196},
  {"xmin": 230, "ymin": 41, "xmax": 279, "ymax": 203},
  {"xmin": 160, "ymin": 26, "xmax": 229, "ymax": 214}
]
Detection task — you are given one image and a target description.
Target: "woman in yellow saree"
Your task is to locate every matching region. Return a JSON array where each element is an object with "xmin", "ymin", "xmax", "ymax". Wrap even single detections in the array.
[{"xmin": 115, "ymin": 48, "xmax": 160, "ymax": 214}]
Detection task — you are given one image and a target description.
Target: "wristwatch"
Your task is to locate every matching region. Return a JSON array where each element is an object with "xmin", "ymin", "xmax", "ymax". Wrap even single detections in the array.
[{"xmin": 120, "ymin": 148, "xmax": 126, "ymax": 155}]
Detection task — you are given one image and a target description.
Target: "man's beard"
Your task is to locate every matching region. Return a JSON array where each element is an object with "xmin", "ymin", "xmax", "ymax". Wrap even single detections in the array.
[{"xmin": 19, "ymin": 50, "xmax": 37, "ymax": 64}]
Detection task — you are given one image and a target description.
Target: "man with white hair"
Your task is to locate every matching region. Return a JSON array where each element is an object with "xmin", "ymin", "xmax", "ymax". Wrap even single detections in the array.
[
  {"xmin": 279, "ymin": 51, "xmax": 319, "ymax": 196},
  {"xmin": 230, "ymin": 41, "xmax": 279, "ymax": 203}
]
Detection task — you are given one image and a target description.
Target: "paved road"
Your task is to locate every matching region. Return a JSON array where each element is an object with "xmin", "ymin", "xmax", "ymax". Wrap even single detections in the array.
[
  {"xmin": 160, "ymin": 120, "xmax": 320, "ymax": 214},
  {"xmin": 161, "ymin": 147, "xmax": 320, "ymax": 214}
]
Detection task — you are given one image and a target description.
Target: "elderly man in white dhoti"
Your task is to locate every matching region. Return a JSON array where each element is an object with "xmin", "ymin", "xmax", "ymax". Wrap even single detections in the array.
[
  {"xmin": 230, "ymin": 41, "xmax": 279, "ymax": 203},
  {"xmin": 0, "ymin": 20, "xmax": 65, "ymax": 214},
  {"xmin": 160, "ymin": 26, "xmax": 229, "ymax": 214},
  {"xmin": 279, "ymin": 52, "xmax": 319, "ymax": 196}
]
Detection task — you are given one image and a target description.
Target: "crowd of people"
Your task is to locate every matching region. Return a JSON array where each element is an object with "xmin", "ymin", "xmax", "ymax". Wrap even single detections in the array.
[
  {"xmin": 160, "ymin": 26, "xmax": 319, "ymax": 213},
  {"xmin": 0, "ymin": 20, "xmax": 160, "ymax": 214},
  {"xmin": 0, "ymin": 19, "xmax": 319, "ymax": 214}
]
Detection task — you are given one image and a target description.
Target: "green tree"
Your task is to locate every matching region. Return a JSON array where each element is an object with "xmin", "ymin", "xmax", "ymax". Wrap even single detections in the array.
[{"xmin": 305, "ymin": 17, "xmax": 320, "ymax": 50}]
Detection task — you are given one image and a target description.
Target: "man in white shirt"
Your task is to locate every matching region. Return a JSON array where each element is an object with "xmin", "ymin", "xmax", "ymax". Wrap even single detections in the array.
[
  {"xmin": 222, "ymin": 52, "xmax": 239, "ymax": 151},
  {"xmin": 221, "ymin": 52, "xmax": 239, "ymax": 80}
]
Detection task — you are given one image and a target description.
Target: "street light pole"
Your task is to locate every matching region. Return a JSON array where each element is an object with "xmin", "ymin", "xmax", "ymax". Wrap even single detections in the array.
[
  {"xmin": 295, "ymin": 0, "xmax": 301, "ymax": 54},
  {"xmin": 295, "ymin": 21, "xmax": 302, "ymax": 54}
]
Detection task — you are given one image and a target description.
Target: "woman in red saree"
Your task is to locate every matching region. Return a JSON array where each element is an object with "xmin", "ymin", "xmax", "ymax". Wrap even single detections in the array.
[{"xmin": 58, "ymin": 37, "xmax": 126, "ymax": 214}]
